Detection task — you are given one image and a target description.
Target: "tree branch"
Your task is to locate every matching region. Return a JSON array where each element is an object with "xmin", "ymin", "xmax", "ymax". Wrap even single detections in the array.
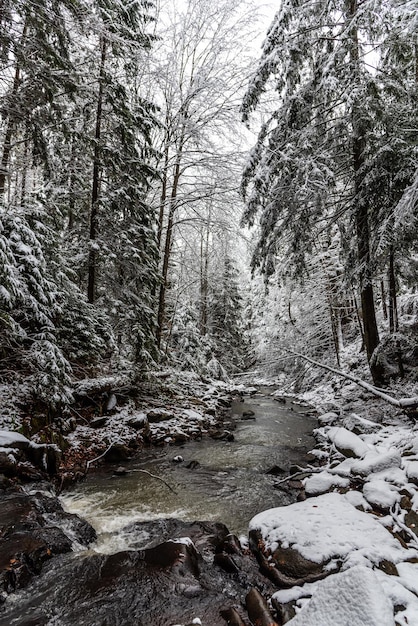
[{"xmin": 283, "ymin": 348, "xmax": 418, "ymax": 410}]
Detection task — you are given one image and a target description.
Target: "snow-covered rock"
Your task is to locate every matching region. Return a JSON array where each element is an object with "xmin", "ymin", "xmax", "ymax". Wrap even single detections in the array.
[
  {"xmin": 0, "ymin": 430, "xmax": 31, "ymax": 450},
  {"xmin": 404, "ymin": 460, "xmax": 418, "ymax": 484},
  {"xmin": 249, "ymin": 493, "xmax": 413, "ymax": 574},
  {"xmin": 304, "ymin": 471, "xmax": 350, "ymax": 496},
  {"xmin": 351, "ymin": 450, "xmax": 402, "ymax": 477},
  {"xmin": 317, "ymin": 411, "xmax": 338, "ymax": 426},
  {"xmin": 326, "ymin": 427, "xmax": 369, "ymax": 458},
  {"xmin": 342, "ymin": 413, "xmax": 380, "ymax": 435},
  {"xmin": 362, "ymin": 479, "xmax": 401, "ymax": 511},
  {"xmin": 284, "ymin": 566, "xmax": 395, "ymax": 626}
]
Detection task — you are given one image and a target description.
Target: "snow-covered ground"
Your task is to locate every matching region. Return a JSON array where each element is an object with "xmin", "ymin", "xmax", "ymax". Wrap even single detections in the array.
[{"xmin": 248, "ymin": 375, "xmax": 418, "ymax": 625}]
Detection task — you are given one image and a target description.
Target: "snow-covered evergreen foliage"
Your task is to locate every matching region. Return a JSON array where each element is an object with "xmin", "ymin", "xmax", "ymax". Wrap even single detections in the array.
[
  {"xmin": 208, "ymin": 256, "xmax": 249, "ymax": 372},
  {"xmin": 0, "ymin": 207, "xmax": 73, "ymax": 406},
  {"xmin": 241, "ymin": 0, "xmax": 418, "ymax": 382},
  {"xmin": 0, "ymin": 0, "xmax": 160, "ymax": 411}
]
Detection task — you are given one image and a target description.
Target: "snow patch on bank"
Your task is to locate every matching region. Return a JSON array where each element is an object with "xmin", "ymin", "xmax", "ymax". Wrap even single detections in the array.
[
  {"xmin": 283, "ymin": 566, "xmax": 395, "ymax": 626},
  {"xmin": 249, "ymin": 492, "xmax": 413, "ymax": 567}
]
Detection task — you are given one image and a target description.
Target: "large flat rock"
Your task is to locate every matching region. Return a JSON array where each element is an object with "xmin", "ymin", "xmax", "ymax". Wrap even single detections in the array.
[{"xmin": 249, "ymin": 492, "xmax": 414, "ymax": 586}]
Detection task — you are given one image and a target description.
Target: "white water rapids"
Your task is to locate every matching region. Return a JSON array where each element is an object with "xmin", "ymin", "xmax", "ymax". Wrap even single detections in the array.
[{"xmin": 60, "ymin": 390, "xmax": 315, "ymax": 553}]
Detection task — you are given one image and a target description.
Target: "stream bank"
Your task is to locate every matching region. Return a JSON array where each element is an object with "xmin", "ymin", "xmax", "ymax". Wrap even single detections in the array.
[
  {"xmin": 7, "ymin": 372, "xmax": 418, "ymax": 624},
  {"xmin": 0, "ymin": 380, "xmax": 316, "ymax": 625}
]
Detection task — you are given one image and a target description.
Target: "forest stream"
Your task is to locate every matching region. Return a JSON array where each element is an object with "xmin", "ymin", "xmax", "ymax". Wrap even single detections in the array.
[
  {"xmin": 1, "ymin": 389, "xmax": 316, "ymax": 626},
  {"xmin": 60, "ymin": 388, "xmax": 315, "ymax": 546}
]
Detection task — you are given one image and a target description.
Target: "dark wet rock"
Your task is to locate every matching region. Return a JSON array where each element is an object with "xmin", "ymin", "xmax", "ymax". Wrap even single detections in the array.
[
  {"xmin": 249, "ymin": 529, "xmax": 328, "ymax": 588},
  {"xmin": 400, "ymin": 494, "xmax": 413, "ymax": 511},
  {"xmin": 378, "ymin": 559, "xmax": 398, "ymax": 576},
  {"xmin": 405, "ymin": 510, "xmax": 418, "ymax": 537},
  {"xmin": 113, "ymin": 466, "xmax": 129, "ymax": 476},
  {"xmin": 186, "ymin": 460, "xmax": 200, "ymax": 470},
  {"xmin": 89, "ymin": 416, "xmax": 108, "ymax": 429},
  {"xmin": 266, "ymin": 465, "xmax": 287, "ymax": 476},
  {"xmin": 242, "ymin": 409, "xmax": 255, "ymax": 418},
  {"xmin": 209, "ymin": 429, "xmax": 234, "ymax": 442},
  {"xmin": 147, "ymin": 408, "xmax": 174, "ymax": 423},
  {"xmin": 0, "ymin": 519, "xmax": 277, "ymax": 626},
  {"xmin": 213, "ymin": 552, "xmax": 240, "ymax": 573},
  {"xmin": 216, "ymin": 534, "xmax": 242, "ymax": 555},
  {"xmin": 274, "ymin": 396, "xmax": 286, "ymax": 404},
  {"xmin": 126, "ymin": 415, "xmax": 149, "ymax": 433},
  {"xmin": 287, "ymin": 479, "xmax": 304, "ymax": 490},
  {"xmin": 103, "ymin": 443, "xmax": 132, "ymax": 463},
  {"xmin": 172, "ymin": 431, "xmax": 190, "ymax": 444},
  {"xmin": 296, "ymin": 489, "xmax": 306, "ymax": 502},
  {"xmin": 144, "ymin": 539, "xmax": 201, "ymax": 577},
  {"xmin": 122, "ymin": 519, "xmax": 231, "ymax": 553},
  {"xmin": 0, "ymin": 491, "xmax": 96, "ymax": 599},
  {"xmin": 271, "ymin": 597, "xmax": 297, "ymax": 624},
  {"xmin": 216, "ymin": 395, "xmax": 233, "ymax": 407},
  {"xmin": 220, "ymin": 606, "xmax": 246, "ymax": 625},
  {"xmin": 246, "ymin": 588, "xmax": 280, "ymax": 626},
  {"xmin": 0, "ymin": 449, "xmax": 19, "ymax": 475},
  {"xmin": 0, "ymin": 474, "xmax": 13, "ymax": 490}
]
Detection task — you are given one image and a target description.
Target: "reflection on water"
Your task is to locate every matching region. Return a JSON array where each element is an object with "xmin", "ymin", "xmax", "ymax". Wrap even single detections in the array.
[{"xmin": 61, "ymin": 389, "xmax": 315, "ymax": 549}]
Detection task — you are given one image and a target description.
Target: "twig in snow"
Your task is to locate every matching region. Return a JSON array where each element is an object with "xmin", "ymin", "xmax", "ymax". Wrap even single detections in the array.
[
  {"xmin": 86, "ymin": 441, "xmax": 118, "ymax": 470},
  {"xmin": 390, "ymin": 503, "xmax": 418, "ymax": 550},
  {"xmin": 69, "ymin": 406, "xmax": 90, "ymax": 425},
  {"xmin": 274, "ymin": 465, "xmax": 321, "ymax": 486}
]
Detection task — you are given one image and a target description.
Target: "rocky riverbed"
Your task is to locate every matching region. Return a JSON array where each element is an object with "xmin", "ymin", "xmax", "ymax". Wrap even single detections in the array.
[{"xmin": 1, "ymin": 372, "xmax": 418, "ymax": 625}]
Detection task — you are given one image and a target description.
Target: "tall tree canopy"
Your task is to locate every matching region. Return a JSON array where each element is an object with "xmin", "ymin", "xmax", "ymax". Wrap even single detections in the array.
[{"xmin": 241, "ymin": 0, "xmax": 417, "ymax": 384}]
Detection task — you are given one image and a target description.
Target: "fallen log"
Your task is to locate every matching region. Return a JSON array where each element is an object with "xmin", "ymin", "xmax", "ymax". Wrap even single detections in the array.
[{"xmin": 284, "ymin": 349, "xmax": 418, "ymax": 412}]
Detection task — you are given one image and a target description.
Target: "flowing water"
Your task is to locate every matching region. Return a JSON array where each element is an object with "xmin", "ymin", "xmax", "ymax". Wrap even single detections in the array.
[{"xmin": 60, "ymin": 388, "xmax": 316, "ymax": 550}]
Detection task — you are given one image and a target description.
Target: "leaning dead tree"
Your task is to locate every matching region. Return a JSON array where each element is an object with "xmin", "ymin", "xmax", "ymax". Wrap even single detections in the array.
[{"xmin": 284, "ymin": 349, "xmax": 418, "ymax": 412}]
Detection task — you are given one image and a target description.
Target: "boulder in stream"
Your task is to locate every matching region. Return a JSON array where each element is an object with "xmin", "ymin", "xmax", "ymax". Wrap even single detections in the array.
[
  {"xmin": 0, "ymin": 519, "xmax": 277, "ymax": 625},
  {"xmin": 249, "ymin": 492, "xmax": 411, "ymax": 588},
  {"xmin": 0, "ymin": 430, "xmax": 61, "ymax": 479},
  {"xmin": 0, "ymin": 490, "xmax": 96, "ymax": 600}
]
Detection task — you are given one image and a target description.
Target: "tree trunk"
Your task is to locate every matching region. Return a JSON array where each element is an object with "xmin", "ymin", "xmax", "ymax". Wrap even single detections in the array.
[
  {"xmin": 326, "ymin": 281, "xmax": 341, "ymax": 368},
  {"xmin": 157, "ymin": 129, "xmax": 170, "ymax": 250},
  {"xmin": 87, "ymin": 37, "xmax": 107, "ymax": 304},
  {"xmin": 156, "ymin": 155, "xmax": 182, "ymax": 348},
  {"xmin": 20, "ymin": 138, "xmax": 28, "ymax": 205},
  {"xmin": 381, "ymin": 279, "xmax": 388, "ymax": 320},
  {"xmin": 0, "ymin": 49, "xmax": 23, "ymax": 199},
  {"xmin": 199, "ymin": 207, "xmax": 211, "ymax": 336},
  {"xmin": 347, "ymin": 0, "xmax": 383, "ymax": 386},
  {"xmin": 388, "ymin": 246, "xmax": 398, "ymax": 333}
]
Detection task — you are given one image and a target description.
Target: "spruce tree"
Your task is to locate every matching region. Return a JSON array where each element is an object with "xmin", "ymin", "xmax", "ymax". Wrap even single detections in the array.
[{"xmin": 241, "ymin": 0, "xmax": 416, "ymax": 384}]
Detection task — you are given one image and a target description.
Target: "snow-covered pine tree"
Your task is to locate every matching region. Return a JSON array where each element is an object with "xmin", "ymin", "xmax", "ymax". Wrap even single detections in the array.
[
  {"xmin": 241, "ymin": 0, "xmax": 416, "ymax": 385},
  {"xmin": 43, "ymin": 0, "xmax": 160, "ymax": 367},
  {"xmin": 0, "ymin": 0, "xmax": 83, "ymax": 408},
  {"xmin": 87, "ymin": 0, "xmax": 160, "ymax": 366},
  {"xmin": 0, "ymin": 206, "xmax": 73, "ymax": 409},
  {"xmin": 208, "ymin": 255, "xmax": 248, "ymax": 372},
  {"xmin": 0, "ymin": 0, "xmax": 81, "ymax": 199}
]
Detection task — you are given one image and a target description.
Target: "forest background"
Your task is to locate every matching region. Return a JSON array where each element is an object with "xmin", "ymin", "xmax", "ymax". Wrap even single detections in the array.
[{"xmin": 0, "ymin": 0, "xmax": 417, "ymax": 420}]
